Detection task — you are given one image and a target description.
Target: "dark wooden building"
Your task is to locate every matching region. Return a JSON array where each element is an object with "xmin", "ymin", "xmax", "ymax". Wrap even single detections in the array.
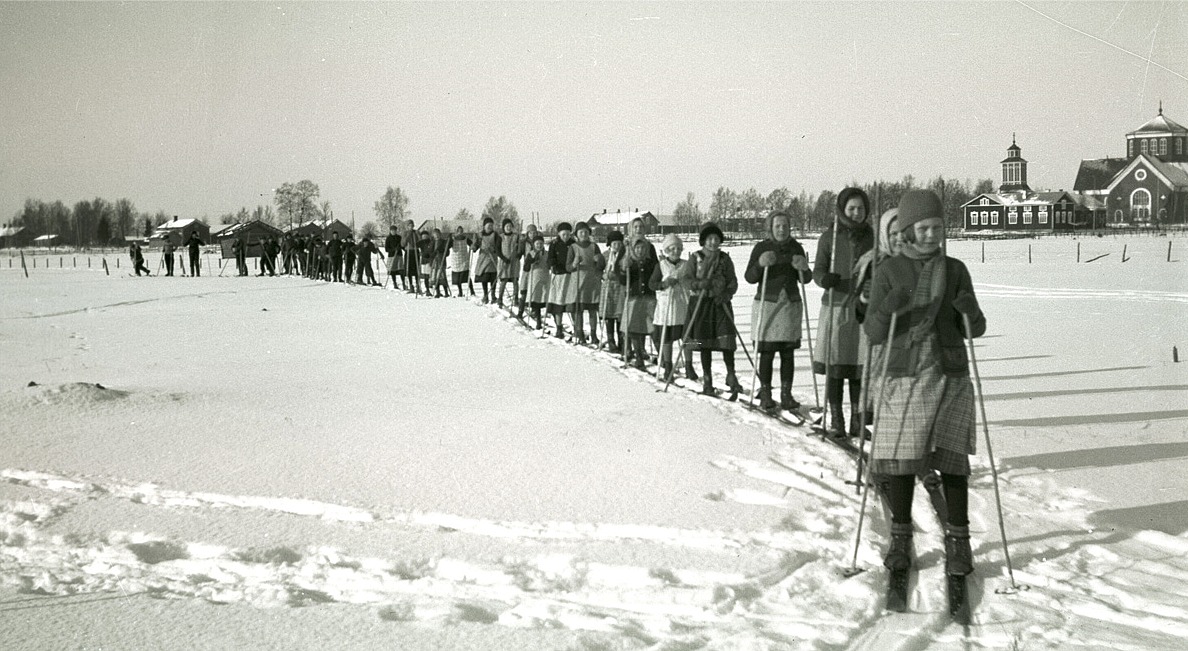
[{"xmin": 216, "ymin": 220, "xmax": 284, "ymax": 258}]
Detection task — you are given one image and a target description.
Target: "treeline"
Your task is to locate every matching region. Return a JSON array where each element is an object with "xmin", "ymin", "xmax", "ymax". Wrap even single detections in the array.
[{"xmin": 675, "ymin": 175, "xmax": 995, "ymax": 235}]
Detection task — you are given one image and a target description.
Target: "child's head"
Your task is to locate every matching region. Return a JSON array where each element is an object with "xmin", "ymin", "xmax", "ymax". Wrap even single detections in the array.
[
  {"xmin": 482, "ymin": 217, "xmax": 495, "ymax": 233},
  {"xmin": 533, "ymin": 236, "xmax": 545, "ymax": 251},
  {"xmin": 699, "ymin": 223, "xmax": 724, "ymax": 252},
  {"xmin": 555, "ymin": 222, "xmax": 573, "ymax": 241},
  {"xmin": 632, "ymin": 239, "xmax": 650, "ymax": 259},
  {"xmin": 502, "ymin": 218, "xmax": 515, "ymax": 234},
  {"xmin": 661, "ymin": 234, "xmax": 683, "ymax": 260},
  {"xmin": 606, "ymin": 230, "xmax": 624, "ymax": 253},
  {"xmin": 767, "ymin": 211, "xmax": 792, "ymax": 242},
  {"xmin": 574, "ymin": 222, "xmax": 591, "ymax": 242},
  {"xmin": 897, "ymin": 190, "xmax": 944, "ymax": 255}
]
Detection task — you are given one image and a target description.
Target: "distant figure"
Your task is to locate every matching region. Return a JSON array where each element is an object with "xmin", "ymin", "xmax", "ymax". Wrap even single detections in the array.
[
  {"xmin": 327, "ymin": 232, "xmax": 344, "ymax": 282},
  {"xmin": 259, "ymin": 237, "xmax": 278, "ymax": 276},
  {"xmin": 384, "ymin": 225, "xmax": 403, "ymax": 289},
  {"xmin": 129, "ymin": 242, "xmax": 152, "ymax": 276},
  {"xmin": 357, "ymin": 234, "xmax": 382, "ymax": 286},
  {"xmin": 161, "ymin": 236, "xmax": 177, "ymax": 276},
  {"xmin": 186, "ymin": 232, "xmax": 204, "ymax": 276},
  {"xmin": 342, "ymin": 234, "xmax": 357, "ymax": 283},
  {"xmin": 232, "ymin": 236, "xmax": 248, "ymax": 276}
]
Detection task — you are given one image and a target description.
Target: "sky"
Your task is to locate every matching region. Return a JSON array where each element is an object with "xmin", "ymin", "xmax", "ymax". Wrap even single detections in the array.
[{"xmin": 1, "ymin": 1, "xmax": 1186, "ymax": 227}]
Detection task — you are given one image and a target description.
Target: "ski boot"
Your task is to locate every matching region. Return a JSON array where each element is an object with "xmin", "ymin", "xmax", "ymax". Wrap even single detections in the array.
[
  {"xmin": 701, "ymin": 377, "xmax": 716, "ymax": 396},
  {"xmin": 661, "ymin": 361, "xmax": 674, "ymax": 383},
  {"xmin": 684, "ymin": 361, "xmax": 699, "ymax": 382},
  {"xmin": 827, "ymin": 402, "xmax": 847, "ymax": 438},
  {"xmin": 757, "ymin": 385, "xmax": 778, "ymax": 411},
  {"xmin": 884, "ymin": 521, "xmax": 913, "ymax": 612},
  {"xmin": 848, "ymin": 402, "xmax": 864, "ymax": 438},
  {"xmin": 780, "ymin": 386, "xmax": 800, "ymax": 411},
  {"xmin": 724, "ymin": 373, "xmax": 742, "ymax": 402},
  {"xmin": 944, "ymin": 525, "xmax": 974, "ymax": 576}
]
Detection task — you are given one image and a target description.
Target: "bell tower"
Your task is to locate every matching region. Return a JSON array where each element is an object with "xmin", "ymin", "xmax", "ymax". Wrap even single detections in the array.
[{"xmin": 1000, "ymin": 134, "xmax": 1030, "ymax": 193}]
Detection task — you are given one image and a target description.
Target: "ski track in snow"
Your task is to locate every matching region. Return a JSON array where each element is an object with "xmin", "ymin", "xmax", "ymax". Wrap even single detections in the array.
[
  {"xmin": 5, "ymin": 292, "xmax": 1188, "ymax": 649},
  {"xmin": 974, "ymin": 283, "xmax": 1188, "ymax": 304}
]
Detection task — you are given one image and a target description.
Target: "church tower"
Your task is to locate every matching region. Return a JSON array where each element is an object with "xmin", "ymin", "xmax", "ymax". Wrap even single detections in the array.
[{"xmin": 1000, "ymin": 134, "xmax": 1030, "ymax": 193}]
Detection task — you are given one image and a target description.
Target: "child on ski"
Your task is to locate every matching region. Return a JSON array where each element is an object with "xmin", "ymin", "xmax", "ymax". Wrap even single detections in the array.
[
  {"xmin": 546, "ymin": 222, "xmax": 576, "ymax": 339},
  {"xmin": 599, "ymin": 231, "xmax": 626, "ymax": 354},
  {"xmin": 523, "ymin": 234, "xmax": 551, "ymax": 330},
  {"xmin": 429, "ymin": 228, "xmax": 451, "ymax": 297},
  {"xmin": 680, "ymin": 223, "xmax": 741, "ymax": 397},
  {"xmin": 449, "ymin": 226, "xmax": 473, "ymax": 298},
  {"xmin": 416, "ymin": 230, "xmax": 435, "ymax": 292},
  {"xmin": 649, "ymin": 234, "xmax": 697, "ymax": 382},
  {"xmin": 472, "ymin": 217, "xmax": 501, "ymax": 303},
  {"xmin": 567, "ymin": 221, "xmax": 604, "ymax": 346},
  {"xmin": 617, "ymin": 237, "xmax": 658, "ymax": 369},
  {"xmin": 744, "ymin": 211, "xmax": 812, "ymax": 411},
  {"xmin": 853, "ymin": 208, "xmax": 904, "ymax": 431},
  {"xmin": 864, "ymin": 189, "xmax": 986, "ymax": 584},
  {"xmin": 496, "ymin": 218, "xmax": 523, "ymax": 308},
  {"xmin": 814, "ymin": 187, "xmax": 875, "ymax": 436},
  {"xmin": 517, "ymin": 223, "xmax": 539, "ymax": 317}
]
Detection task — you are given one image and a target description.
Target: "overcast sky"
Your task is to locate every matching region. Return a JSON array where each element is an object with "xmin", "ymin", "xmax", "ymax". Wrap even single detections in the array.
[{"xmin": 2, "ymin": 1, "xmax": 1185, "ymax": 226}]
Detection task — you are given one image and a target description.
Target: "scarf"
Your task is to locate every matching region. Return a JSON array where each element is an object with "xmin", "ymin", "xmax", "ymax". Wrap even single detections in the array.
[{"xmin": 900, "ymin": 243, "xmax": 947, "ymax": 345}]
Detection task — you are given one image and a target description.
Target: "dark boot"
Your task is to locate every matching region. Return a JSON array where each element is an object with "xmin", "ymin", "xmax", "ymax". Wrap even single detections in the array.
[
  {"xmin": 884, "ymin": 522, "xmax": 914, "ymax": 571},
  {"xmin": 757, "ymin": 385, "xmax": 777, "ymax": 411},
  {"xmin": 662, "ymin": 361, "xmax": 674, "ymax": 383},
  {"xmin": 827, "ymin": 402, "xmax": 846, "ymax": 438},
  {"xmin": 684, "ymin": 360, "xmax": 699, "ymax": 381},
  {"xmin": 781, "ymin": 386, "xmax": 800, "ymax": 411},
  {"xmin": 702, "ymin": 377, "xmax": 715, "ymax": 395},
  {"xmin": 945, "ymin": 525, "xmax": 974, "ymax": 576},
  {"xmin": 849, "ymin": 402, "xmax": 864, "ymax": 438}
]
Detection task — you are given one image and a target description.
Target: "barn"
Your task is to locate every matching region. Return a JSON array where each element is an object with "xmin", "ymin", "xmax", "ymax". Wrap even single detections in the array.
[
  {"xmin": 585, "ymin": 209, "xmax": 658, "ymax": 238},
  {"xmin": 152, "ymin": 217, "xmax": 211, "ymax": 248},
  {"xmin": 215, "ymin": 220, "xmax": 284, "ymax": 258},
  {"xmin": 287, "ymin": 219, "xmax": 352, "ymax": 241}
]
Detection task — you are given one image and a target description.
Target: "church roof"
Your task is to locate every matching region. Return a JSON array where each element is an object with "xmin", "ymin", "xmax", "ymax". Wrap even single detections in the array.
[
  {"xmin": 1073, "ymin": 158, "xmax": 1128, "ymax": 192},
  {"xmin": 1127, "ymin": 111, "xmax": 1187, "ymax": 137}
]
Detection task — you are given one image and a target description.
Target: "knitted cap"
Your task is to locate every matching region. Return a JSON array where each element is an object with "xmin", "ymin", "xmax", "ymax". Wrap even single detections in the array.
[
  {"xmin": 661, "ymin": 233, "xmax": 682, "ymax": 251},
  {"xmin": 897, "ymin": 190, "xmax": 943, "ymax": 232},
  {"xmin": 605, "ymin": 230, "xmax": 624, "ymax": 245},
  {"xmin": 699, "ymin": 222, "xmax": 724, "ymax": 246},
  {"xmin": 501, "ymin": 218, "xmax": 514, "ymax": 228},
  {"xmin": 555, "ymin": 221, "xmax": 572, "ymax": 233},
  {"xmin": 574, "ymin": 221, "xmax": 591, "ymax": 234}
]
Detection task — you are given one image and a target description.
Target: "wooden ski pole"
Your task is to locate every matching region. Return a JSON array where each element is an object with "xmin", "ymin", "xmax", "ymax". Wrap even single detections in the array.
[
  {"xmin": 748, "ymin": 266, "xmax": 770, "ymax": 408},
  {"xmin": 845, "ymin": 310, "xmax": 898, "ymax": 577},
  {"xmin": 662, "ymin": 252, "xmax": 719, "ymax": 393},
  {"xmin": 799, "ymin": 280, "xmax": 821, "ymax": 417},
  {"xmin": 963, "ymin": 312, "xmax": 1020, "ymax": 592},
  {"xmin": 822, "ymin": 213, "xmax": 840, "ymax": 433},
  {"xmin": 655, "ymin": 269, "xmax": 671, "ymax": 381}
]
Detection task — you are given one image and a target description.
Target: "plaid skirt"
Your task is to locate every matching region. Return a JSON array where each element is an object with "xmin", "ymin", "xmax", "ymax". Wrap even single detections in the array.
[
  {"xmin": 600, "ymin": 280, "xmax": 625, "ymax": 319},
  {"xmin": 870, "ymin": 337, "xmax": 975, "ymax": 476}
]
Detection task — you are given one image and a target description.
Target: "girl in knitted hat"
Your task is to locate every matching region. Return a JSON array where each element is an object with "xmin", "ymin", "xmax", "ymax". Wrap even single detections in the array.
[
  {"xmin": 471, "ymin": 217, "xmax": 501, "ymax": 303},
  {"xmin": 649, "ymin": 234, "xmax": 697, "ymax": 382},
  {"xmin": 546, "ymin": 222, "xmax": 576, "ymax": 338},
  {"xmin": 617, "ymin": 237, "xmax": 658, "ymax": 369},
  {"xmin": 522, "ymin": 234, "xmax": 551, "ymax": 331},
  {"xmin": 865, "ymin": 189, "xmax": 986, "ymax": 585},
  {"xmin": 680, "ymin": 223, "xmax": 742, "ymax": 398},
  {"xmin": 517, "ymin": 224, "xmax": 539, "ymax": 318},
  {"xmin": 567, "ymin": 221, "xmax": 604, "ymax": 346},
  {"xmin": 496, "ymin": 218, "xmax": 522, "ymax": 308},
  {"xmin": 599, "ymin": 231, "xmax": 626, "ymax": 353},
  {"xmin": 814, "ymin": 187, "xmax": 876, "ymax": 436},
  {"xmin": 450, "ymin": 226, "xmax": 474, "ymax": 298},
  {"xmin": 744, "ymin": 211, "xmax": 812, "ymax": 411}
]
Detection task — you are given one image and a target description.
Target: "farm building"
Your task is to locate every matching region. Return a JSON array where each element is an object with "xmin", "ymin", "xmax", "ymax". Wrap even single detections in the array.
[
  {"xmin": 215, "ymin": 220, "xmax": 283, "ymax": 258},
  {"xmin": 286, "ymin": 219, "xmax": 352, "ymax": 241},
  {"xmin": 0, "ymin": 225, "xmax": 34, "ymax": 248},
  {"xmin": 585, "ymin": 209, "xmax": 658, "ymax": 238},
  {"xmin": 151, "ymin": 217, "xmax": 211, "ymax": 248},
  {"xmin": 32, "ymin": 234, "xmax": 61, "ymax": 247},
  {"xmin": 416, "ymin": 219, "xmax": 481, "ymax": 235}
]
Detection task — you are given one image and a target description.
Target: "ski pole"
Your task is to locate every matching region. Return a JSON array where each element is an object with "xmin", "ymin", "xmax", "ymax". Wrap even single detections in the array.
[
  {"xmin": 799, "ymin": 280, "xmax": 822, "ymax": 421},
  {"xmin": 748, "ymin": 266, "xmax": 770, "ymax": 408},
  {"xmin": 655, "ymin": 272, "xmax": 671, "ymax": 381},
  {"xmin": 845, "ymin": 310, "xmax": 898, "ymax": 577},
  {"xmin": 662, "ymin": 252, "xmax": 719, "ymax": 393},
  {"xmin": 963, "ymin": 312, "xmax": 1020, "ymax": 593},
  {"xmin": 821, "ymin": 213, "xmax": 840, "ymax": 434},
  {"xmin": 853, "ymin": 225, "xmax": 883, "ymax": 492},
  {"xmin": 621, "ymin": 252, "xmax": 632, "ymax": 362}
]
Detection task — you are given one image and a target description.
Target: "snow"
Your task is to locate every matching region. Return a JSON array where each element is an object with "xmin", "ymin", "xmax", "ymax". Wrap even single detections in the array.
[{"xmin": 1, "ymin": 235, "xmax": 1186, "ymax": 650}]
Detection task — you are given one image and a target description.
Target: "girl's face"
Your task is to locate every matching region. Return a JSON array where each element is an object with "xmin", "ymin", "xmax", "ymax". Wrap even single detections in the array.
[
  {"xmin": 628, "ymin": 220, "xmax": 641, "ymax": 237},
  {"xmin": 844, "ymin": 197, "xmax": 867, "ymax": 223},
  {"xmin": 559, "ymin": 230, "xmax": 572, "ymax": 242},
  {"xmin": 910, "ymin": 218, "xmax": 944, "ymax": 254},
  {"xmin": 663, "ymin": 241, "xmax": 682, "ymax": 260},
  {"xmin": 704, "ymin": 234, "xmax": 721, "ymax": 253},
  {"xmin": 633, "ymin": 242, "xmax": 649, "ymax": 259},
  {"xmin": 576, "ymin": 229, "xmax": 590, "ymax": 243},
  {"xmin": 771, "ymin": 215, "xmax": 791, "ymax": 242},
  {"xmin": 610, "ymin": 240, "xmax": 622, "ymax": 254},
  {"xmin": 533, "ymin": 239, "xmax": 544, "ymax": 252}
]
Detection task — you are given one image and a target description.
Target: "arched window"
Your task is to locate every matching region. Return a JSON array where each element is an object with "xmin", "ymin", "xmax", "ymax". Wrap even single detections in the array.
[
  {"xmin": 1113, "ymin": 209, "xmax": 1124, "ymax": 223},
  {"xmin": 1130, "ymin": 188, "xmax": 1151, "ymax": 223}
]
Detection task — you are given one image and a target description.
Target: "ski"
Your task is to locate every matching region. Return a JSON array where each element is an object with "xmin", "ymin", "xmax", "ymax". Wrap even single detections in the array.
[
  {"xmin": 738, "ymin": 401, "xmax": 805, "ymax": 426},
  {"xmin": 920, "ymin": 470, "xmax": 971, "ymax": 624},
  {"xmin": 886, "ymin": 567, "xmax": 911, "ymax": 613}
]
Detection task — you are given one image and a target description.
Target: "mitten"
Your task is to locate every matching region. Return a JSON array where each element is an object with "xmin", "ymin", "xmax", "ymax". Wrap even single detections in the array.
[
  {"xmin": 952, "ymin": 291, "xmax": 979, "ymax": 315},
  {"xmin": 818, "ymin": 272, "xmax": 841, "ymax": 289},
  {"xmin": 883, "ymin": 288, "xmax": 911, "ymax": 313},
  {"xmin": 758, "ymin": 251, "xmax": 778, "ymax": 267}
]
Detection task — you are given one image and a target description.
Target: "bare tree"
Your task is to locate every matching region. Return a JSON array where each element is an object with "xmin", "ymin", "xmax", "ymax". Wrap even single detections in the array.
[
  {"xmin": 672, "ymin": 192, "xmax": 702, "ymax": 226},
  {"xmin": 374, "ymin": 186, "xmax": 410, "ymax": 231},
  {"xmin": 482, "ymin": 196, "xmax": 519, "ymax": 225}
]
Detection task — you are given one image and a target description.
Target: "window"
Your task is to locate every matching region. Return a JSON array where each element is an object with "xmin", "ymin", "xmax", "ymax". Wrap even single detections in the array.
[
  {"xmin": 969, "ymin": 211, "xmax": 977, "ymax": 227},
  {"xmin": 981, "ymin": 211, "xmax": 989, "ymax": 225},
  {"xmin": 1160, "ymin": 139, "xmax": 1168, "ymax": 156},
  {"xmin": 1141, "ymin": 140, "xmax": 1149, "ymax": 155},
  {"xmin": 1136, "ymin": 169, "xmax": 1147, "ymax": 181},
  {"xmin": 980, "ymin": 198, "xmax": 989, "ymax": 206},
  {"xmin": 1023, "ymin": 207, "xmax": 1033, "ymax": 224},
  {"xmin": 1039, "ymin": 207, "xmax": 1048, "ymax": 224},
  {"xmin": 1008, "ymin": 209, "xmax": 1018, "ymax": 225},
  {"xmin": 1130, "ymin": 188, "xmax": 1151, "ymax": 222},
  {"xmin": 1178, "ymin": 138, "xmax": 1184, "ymax": 155},
  {"xmin": 1129, "ymin": 140, "xmax": 1135, "ymax": 157},
  {"xmin": 991, "ymin": 211, "xmax": 999, "ymax": 225}
]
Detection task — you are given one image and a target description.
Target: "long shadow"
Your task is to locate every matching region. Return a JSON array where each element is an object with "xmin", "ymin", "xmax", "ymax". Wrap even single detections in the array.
[
  {"xmin": 1003, "ymin": 441, "xmax": 1188, "ymax": 471},
  {"xmin": 1090, "ymin": 500, "xmax": 1188, "ymax": 536},
  {"xmin": 989, "ymin": 409, "xmax": 1188, "ymax": 427},
  {"xmin": 0, "ymin": 591, "xmax": 141, "ymax": 612},
  {"xmin": 975, "ymin": 354, "xmax": 1052, "ymax": 363},
  {"xmin": 981, "ymin": 365, "xmax": 1148, "ymax": 381},
  {"xmin": 985, "ymin": 384, "xmax": 1188, "ymax": 401}
]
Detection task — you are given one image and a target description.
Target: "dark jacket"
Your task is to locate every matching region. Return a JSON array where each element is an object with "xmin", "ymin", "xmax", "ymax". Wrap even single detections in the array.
[
  {"xmin": 865, "ymin": 255, "xmax": 986, "ymax": 378},
  {"xmin": 547, "ymin": 238, "xmax": 573, "ymax": 275},
  {"xmin": 744, "ymin": 238, "xmax": 812, "ymax": 302},
  {"xmin": 384, "ymin": 233, "xmax": 401, "ymax": 256},
  {"xmin": 814, "ymin": 221, "xmax": 874, "ymax": 298},
  {"xmin": 617, "ymin": 256, "xmax": 657, "ymax": 298}
]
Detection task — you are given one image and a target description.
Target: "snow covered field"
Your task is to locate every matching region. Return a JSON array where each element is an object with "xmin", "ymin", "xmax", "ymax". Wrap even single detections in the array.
[{"xmin": 1, "ymin": 235, "xmax": 1186, "ymax": 650}]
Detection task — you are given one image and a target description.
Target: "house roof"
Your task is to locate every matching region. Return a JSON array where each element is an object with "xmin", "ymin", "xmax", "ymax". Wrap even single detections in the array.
[
  {"xmin": 33, "ymin": 234, "xmax": 59, "ymax": 241},
  {"xmin": 588, "ymin": 210, "xmax": 655, "ymax": 226},
  {"xmin": 1105, "ymin": 154, "xmax": 1188, "ymax": 193},
  {"xmin": 216, "ymin": 220, "xmax": 284, "ymax": 239},
  {"xmin": 1127, "ymin": 111, "xmax": 1187, "ymax": 137},
  {"xmin": 0, "ymin": 225, "xmax": 25, "ymax": 237},
  {"xmin": 1074, "ymin": 158, "xmax": 1129, "ymax": 192},
  {"xmin": 155, "ymin": 218, "xmax": 202, "ymax": 230}
]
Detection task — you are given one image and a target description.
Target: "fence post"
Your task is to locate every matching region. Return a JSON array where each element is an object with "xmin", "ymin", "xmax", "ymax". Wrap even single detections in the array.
[
  {"xmin": 1077, "ymin": 241, "xmax": 1080, "ymax": 263},
  {"xmin": 1028, "ymin": 244, "xmax": 1032, "ymax": 264},
  {"xmin": 1122, "ymin": 244, "xmax": 1128, "ymax": 262},
  {"xmin": 102, "ymin": 258, "xmax": 109, "ymax": 275},
  {"xmin": 1169, "ymin": 240, "xmax": 1173, "ymax": 262},
  {"xmin": 981, "ymin": 241, "xmax": 985, "ymax": 263},
  {"xmin": 20, "ymin": 251, "xmax": 28, "ymax": 278}
]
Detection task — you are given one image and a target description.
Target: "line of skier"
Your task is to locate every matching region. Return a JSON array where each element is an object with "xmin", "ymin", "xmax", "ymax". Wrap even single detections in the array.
[{"xmin": 379, "ymin": 188, "xmax": 988, "ymax": 593}]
